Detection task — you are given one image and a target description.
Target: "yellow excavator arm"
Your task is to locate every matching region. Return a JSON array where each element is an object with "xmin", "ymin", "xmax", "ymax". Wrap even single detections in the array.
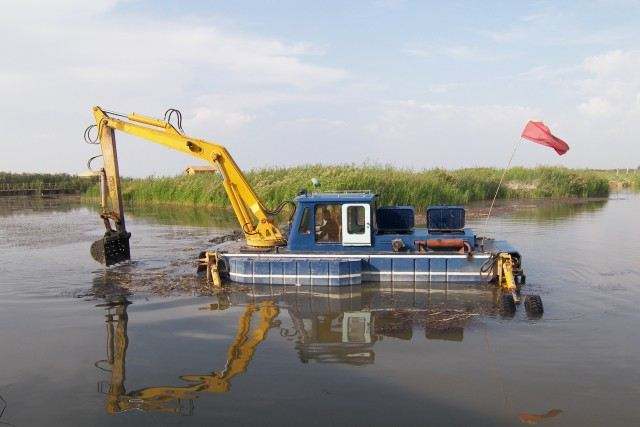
[{"xmin": 89, "ymin": 106, "xmax": 286, "ymax": 265}]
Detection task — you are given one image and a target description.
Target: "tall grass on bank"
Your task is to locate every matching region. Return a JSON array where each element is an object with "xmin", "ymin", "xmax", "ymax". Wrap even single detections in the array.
[
  {"xmin": 84, "ymin": 166, "xmax": 610, "ymax": 208},
  {"xmin": 594, "ymin": 169, "xmax": 640, "ymax": 191},
  {"xmin": 0, "ymin": 172, "xmax": 97, "ymax": 192}
]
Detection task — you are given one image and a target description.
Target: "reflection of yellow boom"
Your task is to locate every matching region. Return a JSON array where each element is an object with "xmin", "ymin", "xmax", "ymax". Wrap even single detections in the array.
[{"xmin": 102, "ymin": 301, "xmax": 279, "ymax": 415}]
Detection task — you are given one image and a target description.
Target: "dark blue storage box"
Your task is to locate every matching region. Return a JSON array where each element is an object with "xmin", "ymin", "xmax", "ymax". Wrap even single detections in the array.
[
  {"xmin": 427, "ymin": 206, "xmax": 465, "ymax": 231},
  {"xmin": 377, "ymin": 206, "xmax": 415, "ymax": 233}
]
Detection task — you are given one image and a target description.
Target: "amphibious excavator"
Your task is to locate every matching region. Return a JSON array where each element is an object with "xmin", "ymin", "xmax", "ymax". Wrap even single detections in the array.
[{"xmin": 84, "ymin": 106, "xmax": 542, "ymax": 316}]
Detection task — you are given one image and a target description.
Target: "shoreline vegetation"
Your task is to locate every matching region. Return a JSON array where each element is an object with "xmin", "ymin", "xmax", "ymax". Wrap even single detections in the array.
[
  {"xmin": 84, "ymin": 166, "xmax": 637, "ymax": 207},
  {"xmin": 3, "ymin": 166, "xmax": 638, "ymax": 207},
  {"xmin": 0, "ymin": 172, "xmax": 96, "ymax": 193}
]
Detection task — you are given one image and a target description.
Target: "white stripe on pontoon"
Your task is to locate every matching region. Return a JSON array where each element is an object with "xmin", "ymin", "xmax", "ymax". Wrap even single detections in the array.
[
  {"xmin": 223, "ymin": 253, "xmax": 490, "ymax": 259},
  {"xmin": 230, "ymin": 272, "xmax": 360, "ymax": 279},
  {"xmin": 230, "ymin": 271, "xmax": 483, "ymax": 278},
  {"xmin": 362, "ymin": 271, "xmax": 481, "ymax": 276}
]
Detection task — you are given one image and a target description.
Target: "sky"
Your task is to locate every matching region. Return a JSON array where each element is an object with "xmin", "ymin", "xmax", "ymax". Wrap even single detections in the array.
[{"xmin": 1, "ymin": 0, "xmax": 639, "ymax": 176}]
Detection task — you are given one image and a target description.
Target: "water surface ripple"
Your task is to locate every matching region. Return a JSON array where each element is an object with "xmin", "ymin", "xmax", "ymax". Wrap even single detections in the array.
[{"xmin": 1, "ymin": 196, "xmax": 639, "ymax": 426}]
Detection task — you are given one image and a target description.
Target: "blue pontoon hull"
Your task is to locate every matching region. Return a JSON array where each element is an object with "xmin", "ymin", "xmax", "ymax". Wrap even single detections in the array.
[
  {"xmin": 211, "ymin": 192, "xmax": 522, "ymax": 288},
  {"xmin": 223, "ymin": 251, "xmax": 499, "ymax": 287}
]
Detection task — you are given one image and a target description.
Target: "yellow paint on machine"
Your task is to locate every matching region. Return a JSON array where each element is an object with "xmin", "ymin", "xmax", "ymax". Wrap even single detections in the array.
[{"xmin": 92, "ymin": 106, "xmax": 286, "ymax": 248}]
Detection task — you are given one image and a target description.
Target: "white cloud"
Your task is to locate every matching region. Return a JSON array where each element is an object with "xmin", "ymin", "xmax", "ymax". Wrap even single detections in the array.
[
  {"xmin": 373, "ymin": 0, "xmax": 407, "ymax": 10},
  {"xmin": 504, "ymin": 49, "xmax": 639, "ymax": 167},
  {"xmin": 583, "ymin": 49, "xmax": 640, "ymax": 76},
  {"xmin": 521, "ymin": 10, "xmax": 557, "ymax": 23},
  {"xmin": 578, "ymin": 50, "xmax": 640, "ymax": 118},
  {"xmin": 0, "ymin": 0, "xmax": 125, "ymax": 21},
  {"xmin": 404, "ymin": 44, "xmax": 508, "ymax": 61},
  {"xmin": 516, "ymin": 49, "xmax": 640, "ymax": 121},
  {"xmin": 5, "ymin": 22, "xmax": 346, "ymax": 90},
  {"xmin": 478, "ymin": 3, "xmax": 634, "ymax": 49},
  {"xmin": 275, "ymin": 117, "xmax": 347, "ymax": 129},
  {"xmin": 578, "ymin": 97, "xmax": 613, "ymax": 116},
  {"xmin": 2, "ymin": 1, "xmax": 638, "ymax": 174},
  {"xmin": 0, "ymin": 0, "xmax": 349, "ymax": 174},
  {"xmin": 478, "ymin": 6, "xmax": 558, "ymax": 44},
  {"xmin": 1, "ymin": 1, "xmax": 348, "ymax": 102},
  {"xmin": 563, "ymin": 28, "xmax": 634, "ymax": 46},
  {"xmin": 190, "ymin": 107, "xmax": 255, "ymax": 130},
  {"xmin": 427, "ymin": 82, "xmax": 467, "ymax": 93},
  {"xmin": 480, "ymin": 28, "xmax": 527, "ymax": 43},
  {"xmin": 369, "ymin": 101, "xmax": 536, "ymax": 133},
  {"xmin": 365, "ymin": 101, "xmax": 540, "ymax": 168}
]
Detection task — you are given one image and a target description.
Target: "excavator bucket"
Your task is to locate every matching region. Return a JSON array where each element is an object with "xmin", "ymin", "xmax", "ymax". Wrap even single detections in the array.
[
  {"xmin": 91, "ymin": 230, "xmax": 131, "ymax": 266},
  {"xmin": 89, "ymin": 112, "xmax": 131, "ymax": 267}
]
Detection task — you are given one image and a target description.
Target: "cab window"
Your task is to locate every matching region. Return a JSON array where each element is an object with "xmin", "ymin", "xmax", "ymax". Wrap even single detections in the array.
[
  {"xmin": 347, "ymin": 205, "xmax": 366, "ymax": 234},
  {"xmin": 315, "ymin": 204, "xmax": 341, "ymax": 242},
  {"xmin": 298, "ymin": 207, "xmax": 311, "ymax": 234}
]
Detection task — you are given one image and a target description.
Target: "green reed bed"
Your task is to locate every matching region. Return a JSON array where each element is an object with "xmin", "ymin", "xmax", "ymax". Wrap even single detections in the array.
[
  {"xmin": 83, "ymin": 166, "xmax": 610, "ymax": 208},
  {"xmin": 0, "ymin": 172, "xmax": 97, "ymax": 192},
  {"xmin": 594, "ymin": 169, "xmax": 640, "ymax": 190}
]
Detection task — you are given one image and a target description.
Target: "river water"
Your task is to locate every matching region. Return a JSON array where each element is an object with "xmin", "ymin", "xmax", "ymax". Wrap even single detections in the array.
[{"xmin": 0, "ymin": 195, "xmax": 638, "ymax": 426}]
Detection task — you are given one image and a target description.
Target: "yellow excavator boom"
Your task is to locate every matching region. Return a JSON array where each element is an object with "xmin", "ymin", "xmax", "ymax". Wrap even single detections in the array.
[{"xmin": 90, "ymin": 106, "xmax": 286, "ymax": 259}]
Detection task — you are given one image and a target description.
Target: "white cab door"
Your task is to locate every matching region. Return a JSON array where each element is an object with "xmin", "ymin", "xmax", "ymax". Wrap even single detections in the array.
[{"xmin": 341, "ymin": 203, "xmax": 371, "ymax": 246}]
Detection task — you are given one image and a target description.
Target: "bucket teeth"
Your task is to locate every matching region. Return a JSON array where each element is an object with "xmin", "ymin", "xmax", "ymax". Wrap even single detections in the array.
[{"xmin": 91, "ymin": 231, "xmax": 131, "ymax": 266}]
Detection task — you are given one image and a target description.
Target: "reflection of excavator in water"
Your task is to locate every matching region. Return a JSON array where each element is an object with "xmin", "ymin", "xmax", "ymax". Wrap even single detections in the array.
[
  {"xmin": 96, "ymin": 283, "xmax": 494, "ymax": 415},
  {"xmin": 96, "ymin": 287, "xmax": 560, "ymax": 423},
  {"xmin": 97, "ymin": 299, "xmax": 279, "ymax": 415},
  {"xmin": 276, "ymin": 284, "xmax": 486, "ymax": 365}
]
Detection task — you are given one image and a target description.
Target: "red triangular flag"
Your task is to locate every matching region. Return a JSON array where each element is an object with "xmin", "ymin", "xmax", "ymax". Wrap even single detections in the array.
[{"xmin": 521, "ymin": 121, "xmax": 569, "ymax": 155}]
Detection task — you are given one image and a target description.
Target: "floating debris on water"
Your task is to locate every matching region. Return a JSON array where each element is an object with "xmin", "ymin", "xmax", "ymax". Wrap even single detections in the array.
[{"xmin": 518, "ymin": 409, "xmax": 563, "ymax": 425}]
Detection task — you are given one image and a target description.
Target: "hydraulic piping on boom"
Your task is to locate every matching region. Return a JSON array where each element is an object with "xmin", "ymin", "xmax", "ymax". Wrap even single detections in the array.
[{"xmin": 85, "ymin": 106, "xmax": 287, "ymax": 266}]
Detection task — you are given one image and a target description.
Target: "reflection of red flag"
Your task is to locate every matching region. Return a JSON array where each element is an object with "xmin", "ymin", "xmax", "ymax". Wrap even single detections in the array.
[{"xmin": 521, "ymin": 121, "xmax": 569, "ymax": 155}]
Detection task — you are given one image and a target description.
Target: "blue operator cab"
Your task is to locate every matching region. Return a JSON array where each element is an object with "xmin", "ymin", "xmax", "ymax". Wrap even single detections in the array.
[
  {"xmin": 285, "ymin": 191, "xmax": 477, "ymax": 253},
  {"xmin": 287, "ymin": 192, "xmax": 378, "ymax": 252}
]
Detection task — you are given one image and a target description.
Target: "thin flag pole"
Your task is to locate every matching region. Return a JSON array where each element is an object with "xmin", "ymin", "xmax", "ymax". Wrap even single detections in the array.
[{"xmin": 481, "ymin": 138, "xmax": 522, "ymax": 248}]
